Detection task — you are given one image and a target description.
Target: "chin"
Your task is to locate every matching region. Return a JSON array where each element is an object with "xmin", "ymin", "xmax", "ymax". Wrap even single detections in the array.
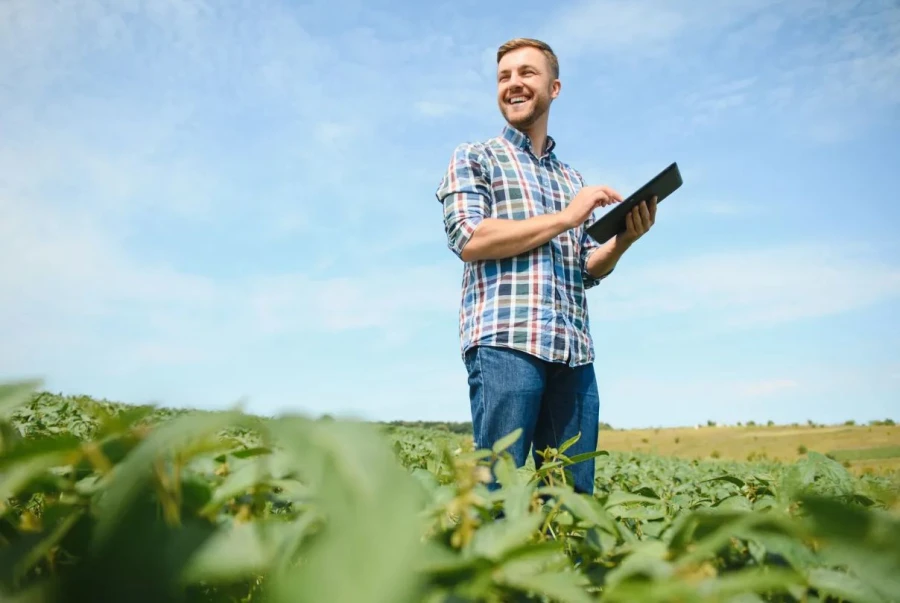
[{"xmin": 506, "ymin": 113, "xmax": 537, "ymax": 130}]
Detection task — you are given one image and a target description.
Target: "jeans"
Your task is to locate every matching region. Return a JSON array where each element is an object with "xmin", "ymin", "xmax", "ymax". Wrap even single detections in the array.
[{"xmin": 463, "ymin": 345, "xmax": 601, "ymax": 495}]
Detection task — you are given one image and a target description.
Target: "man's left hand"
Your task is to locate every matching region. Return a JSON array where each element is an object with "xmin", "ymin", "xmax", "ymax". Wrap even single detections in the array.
[{"xmin": 618, "ymin": 195, "xmax": 657, "ymax": 247}]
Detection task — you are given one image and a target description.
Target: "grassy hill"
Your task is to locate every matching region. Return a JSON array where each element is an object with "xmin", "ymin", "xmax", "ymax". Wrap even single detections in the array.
[{"xmin": 2, "ymin": 382, "xmax": 899, "ymax": 603}]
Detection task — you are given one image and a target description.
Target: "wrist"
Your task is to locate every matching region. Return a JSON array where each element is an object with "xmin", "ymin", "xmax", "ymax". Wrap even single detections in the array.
[
  {"xmin": 612, "ymin": 234, "xmax": 633, "ymax": 255},
  {"xmin": 555, "ymin": 210, "xmax": 574, "ymax": 233}
]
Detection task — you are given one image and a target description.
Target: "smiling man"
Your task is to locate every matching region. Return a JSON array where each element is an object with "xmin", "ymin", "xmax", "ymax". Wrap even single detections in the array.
[{"xmin": 435, "ymin": 38, "xmax": 657, "ymax": 494}]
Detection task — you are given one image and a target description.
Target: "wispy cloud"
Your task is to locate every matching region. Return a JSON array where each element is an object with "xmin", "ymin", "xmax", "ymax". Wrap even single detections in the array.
[
  {"xmin": 602, "ymin": 374, "xmax": 803, "ymax": 427},
  {"xmin": 415, "ymin": 101, "xmax": 466, "ymax": 118},
  {"xmin": 594, "ymin": 242, "xmax": 900, "ymax": 329},
  {"xmin": 601, "ymin": 362, "xmax": 897, "ymax": 428},
  {"xmin": 737, "ymin": 379, "xmax": 798, "ymax": 398},
  {"xmin": 541, "ymin": 0, "xmax": 900, "ymax": 140},
  {"xmin": 0, "ymin": 195, "xmax": 460, "ymax": 374}
]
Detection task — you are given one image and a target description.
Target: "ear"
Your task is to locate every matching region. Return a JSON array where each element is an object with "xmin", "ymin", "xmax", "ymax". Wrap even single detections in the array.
[{"xmin": 550, "ymin": 79, "xmax": 561, "ymax": 100}]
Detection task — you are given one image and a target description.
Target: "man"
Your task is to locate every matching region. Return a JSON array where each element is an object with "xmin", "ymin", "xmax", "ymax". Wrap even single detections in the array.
[{"xmin": 435, "ymin": 38, "xmax": 657, "ymax": 495}]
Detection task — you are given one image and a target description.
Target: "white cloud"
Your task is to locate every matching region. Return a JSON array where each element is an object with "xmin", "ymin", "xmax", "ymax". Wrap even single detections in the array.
[
  {"xmin": 609, "ymin": 375, "xmax": 799, "ymax": 403},
  {"xmin": 414, "ymin": 101, "xmax": 461, "ymax": 118},
  {"xmin": 736, "ymin": 378, "xmax": 798, "ymax": 398},
  {"xmin": 593, "ymin": 242, "xmax": 900, "ymax": 329},
  {"xmin": 539, "ymin": 0, "xmax": 797, "ymax": 64},
  {"xmin": 541, "ymin": 0, "xmax": 900, "ymax": 140},
  {"xmin": 247, "ymin": 267, "xmax": 459, "ymax": 336},
  {"xmin": 600, "ymin": 362, "xmax": 898, "ymax": 428},
  {"xmin": 538, "ymin": 0, "xmax": 688, "ymax": 62},
  {"xmin": 0, "ymin": 195, "xmax": 460, "ymax": 374},
  {"xmin": 601, "ymin": 374, "xmax": 804, "ymax": 427}
]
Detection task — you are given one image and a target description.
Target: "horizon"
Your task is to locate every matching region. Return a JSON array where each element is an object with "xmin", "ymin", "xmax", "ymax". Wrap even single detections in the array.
[
  {"xmin": 15, "ymin": 384, "xmax": 897, "ymax": 431},
  {"xmin": 2, "ymin": 0, "xmax": 899, "ymax": 430}
]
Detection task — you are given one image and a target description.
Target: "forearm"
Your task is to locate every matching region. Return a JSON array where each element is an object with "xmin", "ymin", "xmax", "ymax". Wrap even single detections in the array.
[
  {"xmin": 460, "ymin": 215, "xmax": 570, "ymax": 262},
  {"xmin": 586, "ymin": 236, "xmax": 632, "ymax": 278}
]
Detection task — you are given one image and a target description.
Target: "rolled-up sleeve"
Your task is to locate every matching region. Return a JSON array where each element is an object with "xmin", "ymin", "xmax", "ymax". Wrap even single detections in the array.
[
  {"xmin": 435, "ymin": 143, "xmax": 491, "ymax": 259},
  {"xmin": 580, "ymin": 227, "xmax": 609, "ymax": 289},
  {"xmin": 576, "ymin": 171, "xmax": 612, "ymax": 289}
]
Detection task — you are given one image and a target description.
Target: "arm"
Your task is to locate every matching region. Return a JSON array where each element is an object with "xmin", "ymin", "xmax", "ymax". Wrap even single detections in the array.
[
  {"xmin": 581, "ymin": 197, "xmax": 658, "ymax": 284},
  {"xmin": 468, "ymin": 184, "xmax": 621, "ymax": 261},
  {"xmin": 458, "ymin": 215, "xmax": 570, "ymax": 262},
  {"xmin": 585, "ymin": 236, "xmax": 631, "ymax": 279},
  {"xmin": 436, "ymin": 143, "xmax": 570, "ymax": 261}
]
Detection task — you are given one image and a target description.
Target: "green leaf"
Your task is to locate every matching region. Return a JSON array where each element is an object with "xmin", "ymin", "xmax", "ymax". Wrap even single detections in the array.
[
  {"xmin": 181, "ymin": 520, "xmax": 294, "ymax": 583},
  {"xmin": 603, "ymin": 540, "xmax": 672, "ymax": 588},
  {"xmin": 807, "ymin": 568, "xmax": 887, "ymax": 603},
  {"xmin": 612, "ymin": 506, "xmax": 666, "ymax": 521},
  {"xmin": 498, "ymin": 482, "xmax": 537, "ymax": 520},
  {"xmin": 498, "ymin": 570, "xmax": 593, "ymax": 603},
  {"xmin": 541, "ymin": 486, "xmax": 617, "ymax": 533},
  {"xmin": 697, "ymin": 566, "xmax": 804, "ymax": 600},
  {"xmin": 201, "ymin": 461, "xmax": 275, "ymax": 516},
  {"xmin": 469, "ymin": 513, "xmax": 544, "ymax": 561},
  {"xmin": 1, "ymin": 506, "xmax": 85, "ymax": 585},
  {"xmin": 267, "ymin": 417, "xmax": 428, "ymax": 603},
  {"xmin": 715, "ymin": 495, "xmax": 753, "ymax": 511},
  {"xmin": 0, "ymin": 451, "xmax": 69, "ymax": 501},
  {"xmin": 604, "ymin": 491, "xmax": 663, "ymax": 507},
  {"xmin": 557, "ymin": 433, "xmax": 580, "ymax": 455},
  {"xmin": 0, "ymin": 379, "xmax": 41, "ymax": 418},
  {"xmin": 701, "ymin": 474, "xmax": 746, "ymax": 488},
  {"xmin": 566, "ymin": 449, "xmax": 609, "ymax": 466},
  {"xmin": 492, "ymin": 428, "xmax": 523, "ymax": 454},
  {"xmin": 92, "ymin": 409, "xmax": 249, "ymax": 547}
]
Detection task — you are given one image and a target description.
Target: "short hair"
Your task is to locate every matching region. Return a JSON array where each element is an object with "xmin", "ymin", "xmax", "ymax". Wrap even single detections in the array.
[{"xmin": 496, "ymin": 38, "xmax": 559, "ymax": 80}]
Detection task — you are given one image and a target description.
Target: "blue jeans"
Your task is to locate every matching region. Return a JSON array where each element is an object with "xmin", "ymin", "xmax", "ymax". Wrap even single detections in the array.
[{"xmin": 463, "ymin": 345, "xmax": 601, "ymax": 495}]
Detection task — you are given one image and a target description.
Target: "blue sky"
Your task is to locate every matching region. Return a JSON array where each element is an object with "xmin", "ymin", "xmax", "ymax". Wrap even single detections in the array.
[{"xmin": 1, "ymin": 0, "xmax": 898, "ymax": 429}]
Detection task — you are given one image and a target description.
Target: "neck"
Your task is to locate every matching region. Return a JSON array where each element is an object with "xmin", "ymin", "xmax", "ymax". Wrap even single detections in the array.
[{"xmin": 520, "ymin": 115, "xmax": 549, "ymax": 156}]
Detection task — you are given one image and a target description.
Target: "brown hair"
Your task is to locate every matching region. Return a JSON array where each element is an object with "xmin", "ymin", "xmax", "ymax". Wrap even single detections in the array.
[{"xmin": 496, "ymin": 38, "xmax": 559, "ymax": 79}]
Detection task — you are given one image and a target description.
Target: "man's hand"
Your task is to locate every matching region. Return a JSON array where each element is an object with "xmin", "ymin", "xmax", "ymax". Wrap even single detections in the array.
[
  {"xmin": 617, "ymin": 196, "xmax": 657, "ymax": 247},
  {"xmin": 561, "ymin": 185, "xmax": 622, "ymax": 230}
]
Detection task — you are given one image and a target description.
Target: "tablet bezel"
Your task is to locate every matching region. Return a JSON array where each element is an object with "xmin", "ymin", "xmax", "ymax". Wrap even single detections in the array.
[{"xmin": 584, "ymin": 161, "xmax": 683, "ymax": 244}]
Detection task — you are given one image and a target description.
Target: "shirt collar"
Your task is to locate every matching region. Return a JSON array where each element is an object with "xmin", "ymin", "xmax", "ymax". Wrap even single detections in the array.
[{"xmin": 501, "ymin": 124, "xmax": 556, "ymax": 157}]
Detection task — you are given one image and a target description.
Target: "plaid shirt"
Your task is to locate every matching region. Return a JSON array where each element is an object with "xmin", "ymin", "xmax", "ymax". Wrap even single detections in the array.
[{"xmin": 436, "ymin": 125, "xmax": 610, "ymax": 367}]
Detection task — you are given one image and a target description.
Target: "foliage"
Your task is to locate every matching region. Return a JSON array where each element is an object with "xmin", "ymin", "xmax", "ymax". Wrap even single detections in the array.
[{"xmin": 1, "ymin": 382, "xmax": 899, "ymax": 603}]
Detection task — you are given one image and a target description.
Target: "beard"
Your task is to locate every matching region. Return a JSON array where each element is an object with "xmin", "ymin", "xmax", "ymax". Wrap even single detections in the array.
[{"xmin": 499, "ymin": 92, "xmax": 550, "ymax": 130}]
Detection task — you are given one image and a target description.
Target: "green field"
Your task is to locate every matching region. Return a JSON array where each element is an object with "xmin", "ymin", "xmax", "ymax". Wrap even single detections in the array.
[
  {"xmin": 1, "ymin": 383, "xmax": 899, "ymax": 603},
  {"xmin": 827, "ymin": 447, "xmax": 900, "ymax": 462}
]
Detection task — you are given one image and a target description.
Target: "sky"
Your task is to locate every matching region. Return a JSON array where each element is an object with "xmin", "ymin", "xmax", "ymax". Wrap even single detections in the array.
[{"xmin": 1, "ymin": 0, "xmax": 899, "ymax": 429}]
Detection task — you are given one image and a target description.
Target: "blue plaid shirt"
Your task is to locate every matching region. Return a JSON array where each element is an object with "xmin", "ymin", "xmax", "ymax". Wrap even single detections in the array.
[{"xmin": 436, "ymin": 125, "xmax": 610, "ymax": 367}]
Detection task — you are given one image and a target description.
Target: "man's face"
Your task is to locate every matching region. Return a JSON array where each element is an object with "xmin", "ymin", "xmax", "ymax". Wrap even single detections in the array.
[{"xmin": 496, "ymin": 46, "xmax": 560, "ymax": 130}]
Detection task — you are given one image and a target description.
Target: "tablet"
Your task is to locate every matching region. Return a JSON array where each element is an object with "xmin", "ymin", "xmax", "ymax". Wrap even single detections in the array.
[{"xmin": 585, "ymin": 162, "xmax": 683, "ymax": 244}]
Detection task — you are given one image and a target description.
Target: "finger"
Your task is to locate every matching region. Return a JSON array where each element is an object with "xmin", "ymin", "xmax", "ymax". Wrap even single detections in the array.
[
  {"xmin": 639, "ymin": 201, "xmax": 651, "ymax": 225},
  {"xmin": 633, "ymin": 207, "xmax": 646, "ymax": 235},
  {"xmin": 625, "ymin": 211, "xmax": 634, "ymax": 234},
  {"xmin": 649, "ymin": 196, "xmax": 657, "ymax": 223},
  {"xmin": 599, "ymin": 185, "xmax": 622, "ymax": 203}
]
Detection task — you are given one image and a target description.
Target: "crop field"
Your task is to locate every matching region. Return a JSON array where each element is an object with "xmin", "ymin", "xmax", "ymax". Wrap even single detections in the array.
[
  {"xmin": 595, "ymin": 424, "xmax": 900, "ymax": 476},
  {"xmin": 1, "ymin": 383, "xmax": 899, "ymax": 603}
]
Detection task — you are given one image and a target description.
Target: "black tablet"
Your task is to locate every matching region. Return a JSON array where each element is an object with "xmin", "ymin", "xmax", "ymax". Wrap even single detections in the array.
[{"xmin": 585, "ymin": 162, "xmax": 683, "ymax": 244}]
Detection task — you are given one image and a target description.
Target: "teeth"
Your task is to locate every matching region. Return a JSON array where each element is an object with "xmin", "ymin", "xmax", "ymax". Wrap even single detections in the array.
[{"xmin": 510, "ymin": 97, "xmax": 528, "ymax": 104}]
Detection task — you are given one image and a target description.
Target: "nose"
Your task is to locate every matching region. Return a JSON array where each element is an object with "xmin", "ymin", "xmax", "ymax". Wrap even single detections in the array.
[{"xmin": 505, "ymin": 77, "xmax": 524, "ymax": 95}]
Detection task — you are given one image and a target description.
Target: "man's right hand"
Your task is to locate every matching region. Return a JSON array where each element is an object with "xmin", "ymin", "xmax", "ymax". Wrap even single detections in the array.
[{"xmin": 561, "ymin": 185, "xmax": 622, "ymax": 230}]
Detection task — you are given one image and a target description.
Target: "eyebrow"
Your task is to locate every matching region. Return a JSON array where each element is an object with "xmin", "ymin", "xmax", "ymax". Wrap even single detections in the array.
[{"xmin": 498, "ymin": 64, "xmax": 541, "ymax": 76}]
